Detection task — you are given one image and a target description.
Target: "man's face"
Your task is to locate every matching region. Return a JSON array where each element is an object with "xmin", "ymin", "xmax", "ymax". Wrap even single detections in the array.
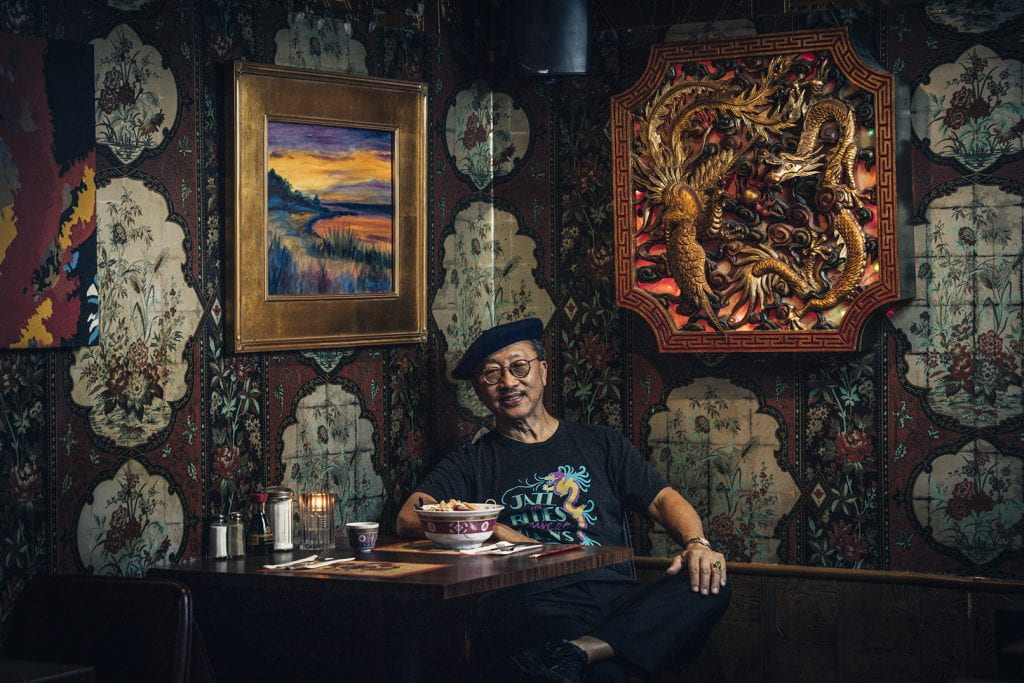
[{"xmin": 472, "ymin": 341, "xmax": 547, "ymax": 422}]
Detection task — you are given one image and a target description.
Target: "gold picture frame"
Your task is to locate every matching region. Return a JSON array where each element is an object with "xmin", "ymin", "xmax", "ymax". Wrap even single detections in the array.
[{"xmin": 227, "ymin": 62, "xmax": 426, "ymax": 352}]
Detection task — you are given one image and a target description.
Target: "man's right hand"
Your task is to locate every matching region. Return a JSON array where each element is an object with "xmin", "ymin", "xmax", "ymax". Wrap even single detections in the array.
[{"xmin": 395, "ymin": 491, "xmax": 437, "ymax": 538}]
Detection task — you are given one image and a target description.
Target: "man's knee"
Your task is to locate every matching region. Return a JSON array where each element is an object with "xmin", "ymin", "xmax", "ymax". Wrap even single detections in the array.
[{"xmin": 707, "ymin": 580, "xmax": 732, "ymax": 618}]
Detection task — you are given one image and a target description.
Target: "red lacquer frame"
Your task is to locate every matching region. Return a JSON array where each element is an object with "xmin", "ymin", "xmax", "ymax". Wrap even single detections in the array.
[{"xmin": 611, "ymin": 29, "xmax": 901, "ymax": 352}]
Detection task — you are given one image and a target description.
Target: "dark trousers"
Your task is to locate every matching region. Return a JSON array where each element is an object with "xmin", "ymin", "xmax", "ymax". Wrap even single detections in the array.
[{"xmin": 473, "ymin": 572, "xmax": 732, "ymax": 681}]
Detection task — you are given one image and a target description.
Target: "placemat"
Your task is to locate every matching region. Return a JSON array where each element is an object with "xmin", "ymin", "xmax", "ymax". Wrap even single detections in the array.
[
  {"xmin": 294, "ymin": 560, "xmax": 446, "ymax": 578},
  {"xmin": 374, "ymin": 540, "xmax": 463, "ymax": 555}
]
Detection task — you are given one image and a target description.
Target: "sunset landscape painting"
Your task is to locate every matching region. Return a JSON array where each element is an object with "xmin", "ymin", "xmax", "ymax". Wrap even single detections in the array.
[{"xmin": 266, "ymin": 121, "xmax": 394, "ymax": 296}]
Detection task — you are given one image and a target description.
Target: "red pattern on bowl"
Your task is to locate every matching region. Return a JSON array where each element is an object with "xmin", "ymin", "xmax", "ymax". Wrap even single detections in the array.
[{"xmin": 415, "ymin": 504, "xmax": 503, "ymax": 549}]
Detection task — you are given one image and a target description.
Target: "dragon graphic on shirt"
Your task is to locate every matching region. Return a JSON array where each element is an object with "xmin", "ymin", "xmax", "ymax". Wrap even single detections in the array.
[{"xmin": 501, "ymin": 465, "xmax": 599, "ymax": 545}]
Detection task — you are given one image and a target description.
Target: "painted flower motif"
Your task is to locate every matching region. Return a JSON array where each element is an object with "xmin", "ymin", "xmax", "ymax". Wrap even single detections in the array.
[
  {"xmin": 710, "ymin": 513, "xmax": 734, "ymax": 536},
  {"xmin": 946, "ymin": 478, "xmax": 994, "ymax": 521},
  {"xmin": 947, "ymin": 344, "xmax": 975, "ymax": 384},
  {"xmin": 580, "ymin": 332, "xmax": 615, "ymax": 371},
  {"xmin": 212, "ymin": 445, "xmax": 240, "ymax": 480},
  {"xmin": 121, "ymin": 366, "xmax": 163, "ymax": 420},
  {"xmin": 977, "ymin": 330, "xmax": 1003, "ymax": 355},
  {"xmin": 9, "ymin": 461, "xmax": 42, "ymax": 504},
  {"xmin": 106, "ymin": 505, "xmax": 142, "ymax": 555},
  {"xmin": 570, "ymin": 154, "xmax": 601, "ymax": 192},
  {"xmin": 98, "ymin": 69, "xmax": 123, "ymax": 114},
  {"xmin": 110, "ymin": 221, "xmax": 128, "ymax": 245},
  {"xmin": 138, "ymin": 110, "xmax": 165, "ymax": 136},
  {"xmin": 209, "ymin": 33, "xmax": 234, "ymax": 61},
  {"xmin": 461, "ymin": 113, "xmax": 487, "ymax": 151},
  {"xmin": 232, "ymin": 358, "xmax": 253, "ymax": 382},
  {"xmin": 585, "ymin": 245, "xmax": 614, "ymax": 280},
  {"xmin": 958, "ymin": 226, "xmax": 977, "ymax": 246},
  {"xmin": 941, "ymin": 335, "xmax": 1022, "ymax": 404},
  {"xmin": 827, "ymin": 521, "xmax": 869, "ymax": 563},
  {"xmin": 694, "ymin": 415, "xmax": 711, "ymax": 434},
  {"xmin": 836, "ymin": 430, "xmax": 872, "ymax": 463},
  {"xmin": 126, "ymin": 339, "xmax": 149, "ymax": 367}
]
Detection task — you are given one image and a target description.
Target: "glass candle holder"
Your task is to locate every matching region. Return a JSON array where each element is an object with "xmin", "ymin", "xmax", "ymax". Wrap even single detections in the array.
[{"xmin": 298, "ymin": 491, "xmax": 335, "ymax": 549}]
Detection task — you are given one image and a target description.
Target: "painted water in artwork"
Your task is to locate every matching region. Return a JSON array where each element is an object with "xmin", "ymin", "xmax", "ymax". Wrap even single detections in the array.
[{"xmin": 266, "ymin": 121, "xmax": 393, "ymax": 296}]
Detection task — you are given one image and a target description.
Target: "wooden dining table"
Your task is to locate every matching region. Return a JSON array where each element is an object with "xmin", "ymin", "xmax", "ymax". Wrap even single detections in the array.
[{"xmin": 150, "ymin": 540, "xmax": 632, "ymax": 681}]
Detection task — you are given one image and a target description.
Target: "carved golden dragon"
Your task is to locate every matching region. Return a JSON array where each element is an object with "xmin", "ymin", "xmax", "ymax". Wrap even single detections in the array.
[
  {"xmin": 726, "ymin": 96, "xmax": 865, "ymax": 329},
  {"xmin": 632, "ymin": 56, "xmax": 869, "ymax": 332},
  {"xmin": 632, "ymin": 57, "xmax": 805, "ymax": 331}
]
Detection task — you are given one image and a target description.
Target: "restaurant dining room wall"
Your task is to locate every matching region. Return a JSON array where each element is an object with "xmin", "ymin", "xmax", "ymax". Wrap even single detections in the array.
[
  {"xmin": 0, "ymin": 0, "xmax": 1022, "ymax": 639},
  {"xmin": 551, "ymin": 5, "xmax": 1024, "ymax": 576},
  {"xmin": 0, "ymin": 0, "xmax": 436, "ymax": 632},
  {"xmin": 569, "ymin": 4, "xmax": 1024, "ymax": 577}
]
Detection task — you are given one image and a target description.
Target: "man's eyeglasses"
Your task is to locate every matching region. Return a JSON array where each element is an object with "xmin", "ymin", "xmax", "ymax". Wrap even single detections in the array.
[{"xmin": 478, "ymin": 358, "xmax": 539, "ymax": 385}]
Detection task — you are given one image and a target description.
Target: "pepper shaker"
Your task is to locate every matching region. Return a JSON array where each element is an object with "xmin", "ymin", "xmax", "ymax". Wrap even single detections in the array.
[{"xmin": 227, "ymin": 511, "xmax": 246, "ymax": 558}]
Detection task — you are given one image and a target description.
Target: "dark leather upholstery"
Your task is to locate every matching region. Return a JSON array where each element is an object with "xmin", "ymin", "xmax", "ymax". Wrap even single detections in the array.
[{"xmin": 4, "ymin": 575, "xmax": 194, "ymax": 683}]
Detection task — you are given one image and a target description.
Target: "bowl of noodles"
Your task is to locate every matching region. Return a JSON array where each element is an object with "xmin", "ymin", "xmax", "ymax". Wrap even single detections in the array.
[{"xmin": 415, "ymin": 500, "xmax": 504, "ymax": 549}]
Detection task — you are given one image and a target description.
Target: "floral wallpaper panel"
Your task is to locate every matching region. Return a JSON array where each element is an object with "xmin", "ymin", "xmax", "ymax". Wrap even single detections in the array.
[
  {"xmin": 924, "ymin": 0, "xmax": 1024, "ymax": 34},
  {"xmin": 274, "ymin": 12, "xmax": 367, "ymax": 74},
  {"xmin": 910, "ymin": 45, "xmax": 1023, "ymax": 173},
  {"xmin": 92, "ymin": 24, "xmax": 178, "ymax": 166},
  {"xmin": 444, "ymin": 80, "xmax": 529, "ymax": 191},
  {"xmin": 892, "ymin": 181, "xmax": 1023, "ymax": 429},
  {"xmin": 280, "ymin": 381, "xmax": 384, "ymax": 542},
  {"xmin": 431, "ymin": 199, "xmax": 555, "ymax": 415},
  {"xmin": 646, "ymin": 377, "xmax": 796, "ymax": 562},
  {"xmin": 76, "ymin": 458, "xmax": 183, "ymax": 576},
  {"xmin": 69, "ymin": 178, "xmax": 201, "ymax": 448},
  {"xmin": 911, "ymin": 439, "xmax": 1023, "ymax": 566},
  {"xmin": 663, "ymin": 18, "xmax": 756, "ymax": 42}
]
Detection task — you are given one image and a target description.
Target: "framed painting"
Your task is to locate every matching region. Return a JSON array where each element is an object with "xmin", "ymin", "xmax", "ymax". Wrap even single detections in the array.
[
  {"xmin": 611, "ymin": 28, "xmax": 904, "ymax": 352},
  {"xmin": 228, "ymin": 62, "xmax": 426, "ymax": 352}
]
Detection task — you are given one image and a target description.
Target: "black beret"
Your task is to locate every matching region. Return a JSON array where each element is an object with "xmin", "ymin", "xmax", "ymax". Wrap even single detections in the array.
[{"xmin": 452, "ymin": 317, "xmax": 544, "ymax": 380}]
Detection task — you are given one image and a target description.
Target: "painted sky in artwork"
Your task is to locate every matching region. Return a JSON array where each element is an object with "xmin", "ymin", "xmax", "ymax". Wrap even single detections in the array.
[{"xmin": 267, "ymin": 121, "xmax": 393, "ymax": 206}]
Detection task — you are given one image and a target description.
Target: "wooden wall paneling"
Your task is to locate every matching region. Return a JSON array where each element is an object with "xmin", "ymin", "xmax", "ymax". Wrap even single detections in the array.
[
  {"xmin": 919, "ymin": 587, "xmax": 973, "ymax": 679},
  {"xmin": 768, "ymin": 578, "xmax": 839, "ymax": 681},
  {"xmin": 969, "ymin": 592, "xmax": 1020, "ymax": 679},
  {"xmin": 836, "ymin": 582, "xmax": 919, "ymax": 681}
]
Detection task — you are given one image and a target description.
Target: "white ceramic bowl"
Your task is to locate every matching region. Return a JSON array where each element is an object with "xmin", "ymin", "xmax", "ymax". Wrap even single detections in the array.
[{"xmin": 414, "ymin": 503, "xmax": 504, "ymax": 549}]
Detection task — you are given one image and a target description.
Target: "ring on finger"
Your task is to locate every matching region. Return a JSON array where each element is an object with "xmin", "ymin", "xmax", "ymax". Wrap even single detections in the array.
[{"xmin": 712, "ymin": 560, "xmax": 723, "ymax": 570}]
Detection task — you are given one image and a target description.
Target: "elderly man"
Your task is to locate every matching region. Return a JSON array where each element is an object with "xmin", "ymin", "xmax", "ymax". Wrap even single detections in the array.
[{"xmin": 396, "ymin": 318, "xmax": 730, "ymax": 682}]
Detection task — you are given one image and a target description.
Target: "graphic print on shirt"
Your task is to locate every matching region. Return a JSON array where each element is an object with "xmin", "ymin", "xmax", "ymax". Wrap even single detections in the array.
[{"xmin": 501, "ymin": 465, "xmax": 600, "ymax": 545}]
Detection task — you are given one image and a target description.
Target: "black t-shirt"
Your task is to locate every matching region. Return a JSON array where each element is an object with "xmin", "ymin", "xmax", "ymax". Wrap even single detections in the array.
[{"xmin": 418, "ymin": 420, "xmax": 669, "ymax": 588}]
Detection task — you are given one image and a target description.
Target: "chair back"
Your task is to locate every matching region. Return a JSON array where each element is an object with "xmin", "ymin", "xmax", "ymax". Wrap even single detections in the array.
[
  {"xmin": 4, "ymin": 575, "xmax": 193, "ymax": 683},
  {"xmin": 621, "ymin": 511, "xmax": 639, "ymax": 580}
]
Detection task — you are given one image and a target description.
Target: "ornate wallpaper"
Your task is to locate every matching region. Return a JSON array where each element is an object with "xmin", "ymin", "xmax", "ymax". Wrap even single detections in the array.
[{"xmin": 0, "ymin": 0, "xmax": 1021, "ymax": 636}]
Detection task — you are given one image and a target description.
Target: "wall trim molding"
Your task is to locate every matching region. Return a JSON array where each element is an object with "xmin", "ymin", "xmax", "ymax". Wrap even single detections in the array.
[{"xmin": 635, "ymin": 557, "xmax": 1024, "ymax": 593}]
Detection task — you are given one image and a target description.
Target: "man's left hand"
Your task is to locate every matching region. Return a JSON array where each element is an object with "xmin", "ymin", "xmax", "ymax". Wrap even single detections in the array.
[{"xmin": 666, "ymin": 544, "xmax": 727, "ymax": 595}]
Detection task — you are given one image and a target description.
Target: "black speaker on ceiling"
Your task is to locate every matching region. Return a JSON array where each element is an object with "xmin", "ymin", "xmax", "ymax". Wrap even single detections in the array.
[{"xmin": 513, "ymin": 0, "xmax": 589, "ymax": 77}]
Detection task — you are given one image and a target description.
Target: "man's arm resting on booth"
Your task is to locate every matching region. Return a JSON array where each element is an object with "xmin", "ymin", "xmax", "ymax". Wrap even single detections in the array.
[{"xmin": 646, "ymin": 486, "xmax": 728, "ymax": 595}]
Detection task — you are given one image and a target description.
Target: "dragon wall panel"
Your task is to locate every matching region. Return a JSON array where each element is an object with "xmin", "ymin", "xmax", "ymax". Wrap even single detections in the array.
[{"xmin": 612, "ymin": 28, "xmax": 902, "ymax": 352}]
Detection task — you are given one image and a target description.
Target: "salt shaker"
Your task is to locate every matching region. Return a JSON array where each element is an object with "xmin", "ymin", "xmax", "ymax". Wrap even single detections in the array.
[
  {"xmin": 208, "ymin": 514, "xmax": 228, "ymax": 559},
  {"xmin": 227, "ymin": 511, "xmax": 246, "ymax": 558},
  {"xmin": 265, "ymin": 486, "xmax": 295, "ymax": 551}
]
